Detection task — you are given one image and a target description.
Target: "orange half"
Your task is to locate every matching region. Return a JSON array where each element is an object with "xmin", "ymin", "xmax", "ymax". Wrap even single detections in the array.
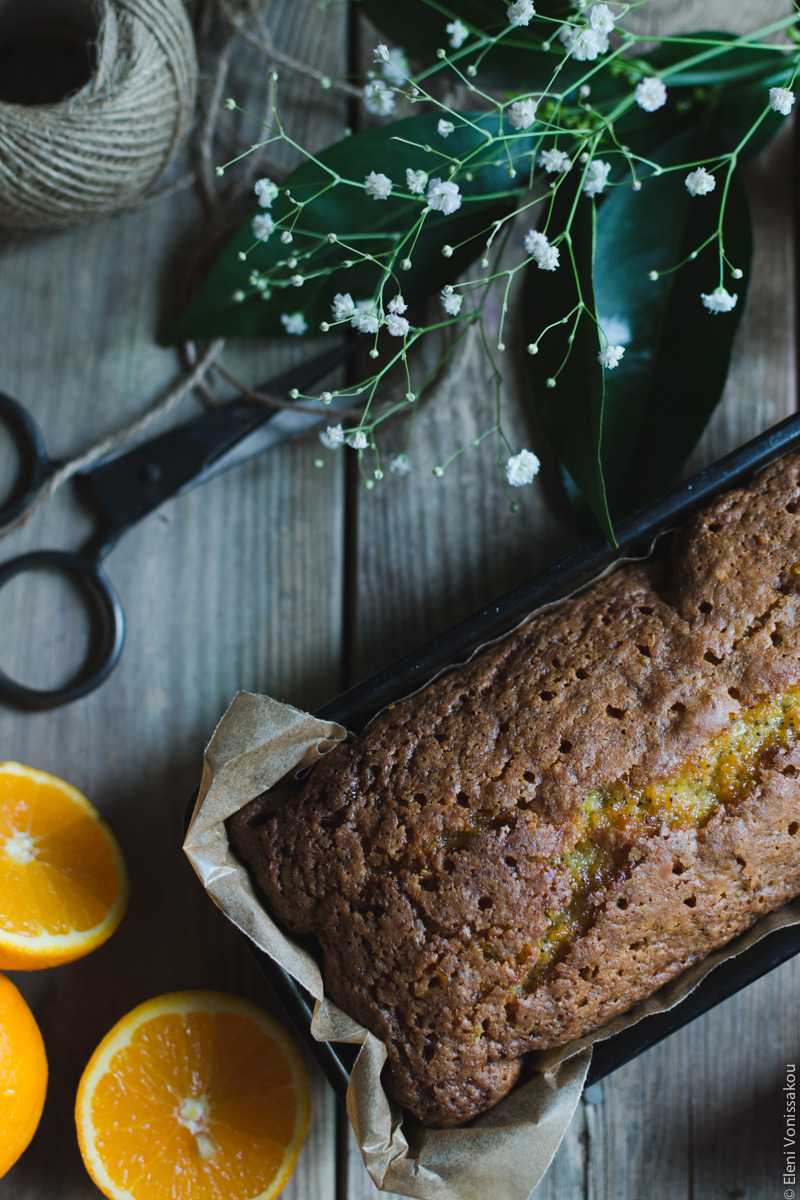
[
  {"xmin": 0, "ymin": 762, "xmax": 128, "ymax": 969},
  {"xmin": 75, "ymin": 990, "xmax": 311, "ymax": 1200},
  {"xmin": 0, "ymin": 970, "xmax": 48, "ymax": 1176}
]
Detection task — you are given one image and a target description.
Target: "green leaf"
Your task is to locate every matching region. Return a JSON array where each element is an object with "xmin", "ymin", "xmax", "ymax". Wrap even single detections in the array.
[
  {"xmin": 524, "ymin": 190, "xmax": 615, "ymax": 544},
  {"xmin": 592, "ymin": 131, "xmax": 752, "ymax": 515},
  {"xmin": 166, "ymin": 113, "xmax": 533, "ymax": 344},
  {"xmin": 524, "ymin": 128, "xmax": 752, "ymax": 538},
  {"xmin": 642, "ymin": 30, "xmax": 794, "ymax": 87}
]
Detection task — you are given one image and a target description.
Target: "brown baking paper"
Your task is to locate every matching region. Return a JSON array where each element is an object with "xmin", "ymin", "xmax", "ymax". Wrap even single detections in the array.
[{"xmin": 184, "ymin": 688, "xmax": 800, "ymax": 1200}]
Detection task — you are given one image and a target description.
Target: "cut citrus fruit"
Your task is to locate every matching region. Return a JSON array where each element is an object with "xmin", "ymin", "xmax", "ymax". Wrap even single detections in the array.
[
  {"xmin": 0, "ymin": 762, "xmax": 128, "ymax": 969},
  {"xmin": 0, "ymin": 970, "xmax": 48, "ymax": 1176},
  {"xmin": 76, "ymin": 990, "xmax": 311, "ymax": 1200}
]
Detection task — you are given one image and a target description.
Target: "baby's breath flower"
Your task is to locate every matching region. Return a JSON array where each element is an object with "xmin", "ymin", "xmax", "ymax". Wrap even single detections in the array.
[
  {"xmin": 254, "ymin": 178, "xmax": 279, "ymax": 208},
  {"xmin": 364, "ymin": 170, "xmax": 393, "ymax": 200},
  {"xmin": 446, "ymin": 18, "xmax": 469, "ymax": 48},
  {"xmin": 701, "ymin": 286, "xmax": 738, "ymax": 314},
  {"xmin": 769, "ymin": 86, "xmax": 795, "ymax": 115},
  {"xmin": 374, "ymin": 43, "xmax": 389, "ymax": 63},
  {"xmin": 635, "ymin": 77, "xmax": 668, "ymax": 112},
  {"xmin": 386, "ymin": 313, "xmax": 410, "ymax": 337},
  {"xmin": 280, "ymin": 231, "xmax": 293, "ymax": 244},
  {"xmin": 406, "ymin": 168, "xmax": 428, "ymax": 194},
  {"xmin": 281, "ymin": 312, "xmax": 307, "ymax": 335},
  {"xmin": 538, "ymin": 147, "xmax": 572, "ymax": 173},
  {"xmin": 332, "ymin": 292, "xmax": 356, "ymax": 320},
  {"xmin": 438, "ymin": 119, "xmax": 455, "ymax": 137},
  {"xmin": 224, "ymin": 97, "xmax": 236, "ymax": 111},
  {"xmin": 363, "ymin": 80, "xmax": 396, "ymax": 116},
  {"xmin": 320, "ymin": 424, "xmax": 345, "ymax": 449},
  {"xmin": 524, "ymin": 229, "xmax": 560, "ymax": 271},
  {"xmin": 382, "ymin": 48, "xmax": 410, "ymax": 85},
  {"xmin": 389, "ymin": 452, "xmax": 412, "ymax": 474},
  {"xmin": 589, "ymin": 3, "xmax": 614, "ymax": 33},
  {"xmin": 508, "ymin": 98, "xmax": 538, "ymax": 130},
  {"xmin": 387, "ymin": 295, "xmax": 407, "ymax": 314},
  {"xmin": 506, "ymin": 449, "xmax": 541, "ymax": 486},
  {"xmin": 598, "ymin": 344, "xmax": 625, "ymax": 368},
  {"xmin": 252, "ymin": 213, "xmax": 275, "ymax": 241},
  {"xmin": 351, "ymin": 309, "xmax": 380, "ymax": 334},
  {"xmin": 579, "ymin": 83, "xmax": 591, "ymax": 98},
  {"xmin": 290, "ymin": 274, "xmax": 303, "ymax": 287},
  {"xmin": 582, "ymin": 159, "xmax": 611, "ymax": 196},
  {"xmin": 442, "ymin": 244, "xmax": 453, "ymax": 257},
  {"xmin": 441, "ymin": 290, "xmax": 463, "ymax": 315},
  {"xmin": 427, "ymin": 178, "xmax": 462, "ymax": 214},
  {"xmin": 559, "ymin": 23, "xmax": 608, "ymax": 61},
  {"xmin": 685, "ymin": 167, "xmax": 716, "ymax": 197},
  {"xmin": 507, "ymin": 0, "xmax": 536, "ymax": 27},
  {"xmin": 232, "ymin": 290, "xmax": 245, "ymax": 302},
  {"xmin": 346, "ymin": 430, "xmax": 369, "ymax": 450}
]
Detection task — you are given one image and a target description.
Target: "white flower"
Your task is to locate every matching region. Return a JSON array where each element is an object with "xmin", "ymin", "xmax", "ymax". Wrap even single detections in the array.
[
  {"xmin": 446, "ymin": 18, "xmax": 469, "ymax": 48},
  {"xmin": 406, "ymin": 168, "xmax": 428, "ymax": 194},
  {"xmin": 559, "ymin": 24, "xmax": 609, "ymax": 61},
  {"xmin": 589, "ymin": 3, "xmax": 614, "ymax": 33},
  {"xmin": 701, "ymin": 286, "xmax": 738, "ymax": 314},
  {"xmin": 685, "ymin": 167, "xmax": 716, "ymax": 197},
  {"xmin": 363, "ymin": 80, "xmax": 396, "ymax": 116},
  {"xmin": 254, "ymin": 177, "xmax": 279, "ymax": 208},
  {"xmin": 382, "ymin": 48, "xmax": 410, "ymax": 85},
  {"xmin": 386, "ymin": 313, "xmax": 410, "ymax": 336},
  {"xmin": 331, "ymin": 292, "xmax": 356, "ymax": 321},
  {"xmin": 441, "ymin": 290, "xmax": 463, "ymax": 315},
  {"xmin": 320, "ymin": 424, "xmax": 345, "ymax": 448},
  {"xmin": 507, "ymin": 0, "xmax": 535, "ymax": 27},
  {"xmin": 351, "ymin": 309, "xmax": 380, "ymax": 334},
  {"xmin": 598, "ymin": 344, "xmax": 625, "ymax": 368},
  {"xmin": 374, "ymin": 43, "xmax": 389, "ymax": 63},
  {"xmin": 389, "ymin": 452, "xmax": 412, "ymax": 474},
  {"xmin": 524, "ymin": 229, "xmax": 560, "ymax": 271},
  {"xmin": 508, "ymin": 98, "xmax": 539, "ymax": 130},
  {"xmin": 346, "ymin": 430, "xmax": 369, "ymax": 450},
  {"xmin": 538, "ymin": 147, "xmax": 572, "ymax": 173},
  {"xmin": 599, "ymin": 314, "xmax": 632, "ymax": 346},
  {"xmin": 252, "ymin": 213, "xmax": 275, "ymax": 242},
  {"xmin": 582, "ymin": 159, "xmax": 611, "ymax": 196},
  {"xmin": 634, "ymin": 77, "xmax": 667, "ymax": 112},
  {"xmin": 769, "ymin": 86, "xmax": 795, "ymax": 116},
  {"xmin": 281, "ymin": 312, "xmax": 307, "ymax": 335},
  {"xmin": 506, "ymin": 449, "xmax": 541, "ymax": 486},
  {"xmin": 438, "ymin": 119, "xmax": 455, "ymax": 137},
  {"xmin": 427, "ymin": 178, "xmax": 462, "ymax": 214},
  {"xmin": 364, "ymin": 171, "xmax": 393, "ymax": 200},
  {"xmin": 387, "ymin": 295, "xmax": 407, "ymax": 314}
]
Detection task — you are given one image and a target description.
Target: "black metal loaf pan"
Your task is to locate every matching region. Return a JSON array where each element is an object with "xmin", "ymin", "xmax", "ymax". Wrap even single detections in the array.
[{"xmin": 203, "ymin": 411, "xmax": 800, "ymax": 1107}]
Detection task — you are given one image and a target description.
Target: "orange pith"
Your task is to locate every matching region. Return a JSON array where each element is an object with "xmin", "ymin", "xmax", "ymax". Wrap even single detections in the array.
[
  {"xmin": 0, "ymin": 762, "xmax": 128, "ymax": 969},
  {"xmin": 0, "ymin": 970, "xmax": 48, "ymax": 1176},
  {"xmin": 76, "ymin": 990, "xmax": 311, "ymax": 1200}
]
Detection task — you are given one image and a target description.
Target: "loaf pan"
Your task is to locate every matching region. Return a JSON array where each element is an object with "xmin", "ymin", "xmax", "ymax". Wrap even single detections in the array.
[{"xmin": 196, "ymin": 409, "xmax": 800, "ymax": 1106}]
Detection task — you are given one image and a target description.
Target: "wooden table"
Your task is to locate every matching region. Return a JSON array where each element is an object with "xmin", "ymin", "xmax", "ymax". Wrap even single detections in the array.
[{"xmin": 2, "ymin": 2, "xmax": 798, "ymax": 1198}]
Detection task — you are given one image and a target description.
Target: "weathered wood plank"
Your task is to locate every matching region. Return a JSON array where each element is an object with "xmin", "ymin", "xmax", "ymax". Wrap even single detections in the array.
[{"xmin": 0, "ymin": 2, "xmax": 347, "ymax": 1197}]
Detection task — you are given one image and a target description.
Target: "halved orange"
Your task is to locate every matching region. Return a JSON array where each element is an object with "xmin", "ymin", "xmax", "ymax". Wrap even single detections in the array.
[
  {"xmin": 0, "ymin": 762, "xmax": 128, "ymax": 969},
  {"xmin": 0, "ymin": 970, "xmax": 48, "ymax": 1176},
  {"xmin": 76, "ymin": 991, "xmax": 311, "ymax": 1200}
]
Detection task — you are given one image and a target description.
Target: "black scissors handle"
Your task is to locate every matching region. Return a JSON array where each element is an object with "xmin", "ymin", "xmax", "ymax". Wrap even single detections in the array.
[
  {"xmin": 0, "ymin": 549, "xmax": 124, "ymax": 709},
  {"xmin": 0, "ymin": 392, "xmax": 60, "ymax": 527}
]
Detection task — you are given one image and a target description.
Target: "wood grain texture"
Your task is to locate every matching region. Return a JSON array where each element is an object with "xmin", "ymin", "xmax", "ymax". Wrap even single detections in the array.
[{"xmin": 0, "ymin": 2, "xmax": 347, "ymax": 1197}]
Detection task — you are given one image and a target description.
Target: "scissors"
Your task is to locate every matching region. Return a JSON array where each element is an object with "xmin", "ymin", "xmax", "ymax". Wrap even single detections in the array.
[{"xmin": 0, "ymin": 339, "xmax": 362, "ymax": 710}]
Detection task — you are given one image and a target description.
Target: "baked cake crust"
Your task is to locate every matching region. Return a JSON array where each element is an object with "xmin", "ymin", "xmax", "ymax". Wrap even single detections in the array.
[{"xmin": 228, "ymin": 453, "xmax": 800, "ymax": 1126}]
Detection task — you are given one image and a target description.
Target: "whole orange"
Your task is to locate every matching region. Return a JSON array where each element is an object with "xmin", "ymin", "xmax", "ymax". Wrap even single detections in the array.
[{"xmin": 0, "ymin": 970, "xmax": 48, "ymax": 1176}]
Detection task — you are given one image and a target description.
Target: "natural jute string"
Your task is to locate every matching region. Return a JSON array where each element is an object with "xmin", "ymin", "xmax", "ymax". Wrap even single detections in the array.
[{"xmin": 0, "ymin": 0, "xmax": 198, "ymax": 229}]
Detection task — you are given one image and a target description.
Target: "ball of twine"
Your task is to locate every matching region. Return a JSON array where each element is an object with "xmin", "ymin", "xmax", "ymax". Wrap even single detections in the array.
[{"xmin": 0, "ymin": 0, "xmax": 198, "ymax": 229}]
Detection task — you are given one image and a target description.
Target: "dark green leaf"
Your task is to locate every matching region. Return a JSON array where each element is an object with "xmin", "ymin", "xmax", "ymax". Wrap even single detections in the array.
[
  {"xmin": 642, "ymin": 30, "xmax": 794, "ymax": 87},
  {"xmin": 166, "ymin": 113, "xmax": 534, "ymax": 344},
  {"xmin": 524, "ymin": 191, "xmax": 615, "ymax": 544}
]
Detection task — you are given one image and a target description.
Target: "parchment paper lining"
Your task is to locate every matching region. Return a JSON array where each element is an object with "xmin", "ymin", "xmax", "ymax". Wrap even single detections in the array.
[{"xmin": 184, "ymin": 544, "xmax": 800, "ymax": 1200}]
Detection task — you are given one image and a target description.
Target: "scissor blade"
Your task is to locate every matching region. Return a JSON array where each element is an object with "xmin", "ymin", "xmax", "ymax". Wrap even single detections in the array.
[{"xmin": 189, "ymin": 389, "xmax": 360, "ymax": 485}]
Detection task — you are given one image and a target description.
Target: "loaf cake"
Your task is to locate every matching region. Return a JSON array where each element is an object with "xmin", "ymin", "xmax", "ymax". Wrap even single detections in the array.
[{"xmin": 228, "ymin": 452, "xmax": 800, "ymax": 1127}]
